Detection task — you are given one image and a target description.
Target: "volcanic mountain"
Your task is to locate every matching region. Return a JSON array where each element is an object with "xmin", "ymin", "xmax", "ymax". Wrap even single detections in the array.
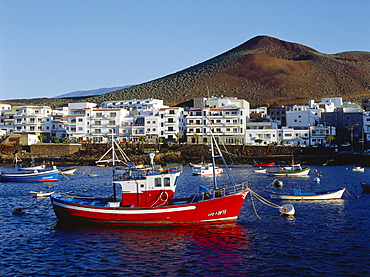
[
  {"xmin": 85, "ymin": 35, "xmax": 370, "ymax": 108},
  {"xmin": 4, "ymin": 35, "xmax": 369, "ymax": 108}
]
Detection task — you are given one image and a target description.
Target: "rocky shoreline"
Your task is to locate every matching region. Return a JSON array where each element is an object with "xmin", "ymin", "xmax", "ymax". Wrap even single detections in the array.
[{"xmin": 1, "ymin": 143, "xmax": 370, "ymax": 167}]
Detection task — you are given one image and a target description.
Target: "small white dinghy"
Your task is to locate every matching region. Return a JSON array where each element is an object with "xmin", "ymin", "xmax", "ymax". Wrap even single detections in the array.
[
  {"xmin": 279, "ymin": 204, "xmax": 295, "ymax": 216},
  {"xmin": 29, "ymin": 191, "xmax": 55, "ymax": 197},
  {"xmin": 352, "ymin": 166, "xmax": 364, "ymax": 172}
]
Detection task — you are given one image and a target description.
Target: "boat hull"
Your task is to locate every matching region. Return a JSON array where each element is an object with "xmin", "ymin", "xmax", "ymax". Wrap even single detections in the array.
[
  {"xmin": 270, "ymin": 188, "xmax": 346, "ymax": 200},
  {"xmin": 253, "ymin": 169, "xmax": 267, "ymax": 173},
  {"xmin": 267, "ymin": 167, "xmax": 310, "ymax": 177},
  {"xmin": 252, "ymin": 162, "xmax": 275, "ymax": 167},
  {"xmin": 192, "ymin": 167, "xmax": 223, "ymax": 176},
  {"xmin": 0, "ymin": 169, "xmax": 60, "ymax": 182},
  {"xmin": 60, "ymin": 167, "xmax": 77, "ymax": 175},
  {"xmin": 18, "ymin": 165, "xmax": 46, "ymax": 171},
  {"xmin": 50, "ymin": 190, "xmax": 249, "ymax": 226}
]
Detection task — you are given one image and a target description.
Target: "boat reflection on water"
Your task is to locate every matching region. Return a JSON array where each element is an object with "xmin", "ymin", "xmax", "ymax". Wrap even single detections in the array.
[{"xmin": 54, "ymin": 223, "xmax": 251, "ymax": 275}]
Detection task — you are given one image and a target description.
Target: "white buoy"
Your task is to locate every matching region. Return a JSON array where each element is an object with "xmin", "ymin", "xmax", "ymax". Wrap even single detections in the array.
[
  {"xmin": 274, "ymin": 179, "xmax": 284, "ymax": 187},
  {"xmin": 313, "ymin": 177, "xmax": 320, "ymax": 183},
  {"xmin": 279, "ymin": 204, "xmax": 295, "ymax": 216}
]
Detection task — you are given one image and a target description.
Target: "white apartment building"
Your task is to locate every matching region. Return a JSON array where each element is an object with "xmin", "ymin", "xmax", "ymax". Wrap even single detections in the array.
[
  {"xmin": 100, "ymin": 98, "xmax": 167, "ymax": 110},
  {"xmin": 186, "ymin": 97, "xmax": 249, "ymax": 144},
  {"xmin": 66, "ymin": 106, "xmax": 130, "ymax": 142},
  {"xmin": 286, "ymin": 105, "xmax": 320, "ymax": 128},
  {"xmin": 118, "ymin": 106, "xmax": 186, "ymax": 143},
  {"xmin": 0, "ymin": 104, "xmax": 11, "ymax": 124},
  {"xmin": 91, "ymin": 108, "xmax": 130, "ymax": 141},
  {"xmin": 0, "ymin": 104, "xmax": 12, "ymax": 134},
  {"xmin": 158, "ymin": 107, "xmax": 186, "ymax": 141},
  {"xmin": 64, "ymin": 103, "xmax": 96, "ymax": 142},
  {"xmin": 245, "ymin": 127, "xmax": 307, "ymax": 145},
  {"xmin": 10, "ymin": 106, "xmax": 53, "ymax": 138},
  {"xmin": 245, "ymin": 125, "xmax": 335, "ymax": 146}
]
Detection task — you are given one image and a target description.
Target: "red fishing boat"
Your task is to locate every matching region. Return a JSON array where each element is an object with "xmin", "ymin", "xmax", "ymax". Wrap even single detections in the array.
[
  {"xmin": 50, "ymin": 133, "xmax": 249, "ymax": 226},
  {"xmin": 252, "ymin": 162, "xmax": 275, "ymax": 167}
]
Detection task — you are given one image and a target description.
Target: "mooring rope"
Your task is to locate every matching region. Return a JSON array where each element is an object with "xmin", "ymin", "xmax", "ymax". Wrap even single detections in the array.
[
  {"xmin": 249, "ymin": 190, "xmax": 261, "ymax": 219},
  {"xmin": 36, "ymin": 202, "xmax": 53, "ymax": 216},
  {"xmin": 343, "ymin": 188, "xmax": 352, "ymax": 198},
  {"xmin": 249, "ymin": 188, "xmax": 285, "ymax": 209},
  {"xmin": 22, "ymin": 195, "xmax": 50, "ymax": 210}
]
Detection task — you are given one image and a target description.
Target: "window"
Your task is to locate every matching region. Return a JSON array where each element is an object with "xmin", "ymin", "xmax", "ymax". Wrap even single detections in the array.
[
  {"xmin": 164, "ymin": 177, "xmax": 170, "ymax": 187},
  {"xmin": 78, "ymin": 118, "xmax": 83, "ymax": 122},
  {"xmin": 96, "ymin": 113, "xmax": 102, "ymax": 118},
  {"xmin": 155, "ymin": 178, "xmax": 161, "ymax": 187}
]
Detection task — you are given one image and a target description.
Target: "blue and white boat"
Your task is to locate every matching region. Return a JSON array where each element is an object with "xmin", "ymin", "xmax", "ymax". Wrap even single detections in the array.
[{"xmin": 0, "ymin": 166, "xmax": 60, "ymax": 182}]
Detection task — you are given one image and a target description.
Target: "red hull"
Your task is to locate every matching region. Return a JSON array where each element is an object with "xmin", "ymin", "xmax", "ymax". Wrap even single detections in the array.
[
  {"xmin": 51, "ymin": 190, "xmax": 249, "ymax": 226},
  {"xmin": 252, "ymin": 162, "xmax": 275, "ymax": 167}
]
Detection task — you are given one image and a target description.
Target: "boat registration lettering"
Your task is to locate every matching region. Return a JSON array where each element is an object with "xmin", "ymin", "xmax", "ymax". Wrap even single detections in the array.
[{"xmin": 208, "ymin": 209, "xmax": 226, "ymax": 217}]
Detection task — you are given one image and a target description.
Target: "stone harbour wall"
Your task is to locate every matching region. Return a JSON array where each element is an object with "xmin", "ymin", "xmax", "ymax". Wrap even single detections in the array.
[{"xmin": 29, "ymin": 143, "xmax": 82, "ymax": 157}]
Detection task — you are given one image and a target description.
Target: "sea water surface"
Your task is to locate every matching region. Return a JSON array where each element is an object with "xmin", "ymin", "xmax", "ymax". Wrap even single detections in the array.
[{"xmin": 1, "ymin": 164, "xmax": 370, "ymax": 276}]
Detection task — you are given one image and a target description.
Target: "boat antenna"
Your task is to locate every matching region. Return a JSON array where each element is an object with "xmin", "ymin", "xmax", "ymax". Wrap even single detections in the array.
[
  {"xmin": 207, "ymin": 121, "xmax": 236, "ymax": 187},
  {"xmin": 210, "ymin": 131, "xmax": 218, "ymax": 190}
]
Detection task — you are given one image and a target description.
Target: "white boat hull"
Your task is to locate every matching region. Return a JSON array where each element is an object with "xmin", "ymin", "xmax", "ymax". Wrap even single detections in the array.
[
  {"xmin": 192, "ymin": 164, "xmax": 223, "ymax": 175},
  {"xmin": 267, "ymin": 167, "xmax": 310, "ymax": 177},
  {"xmin": 270, "ymin": 188, "xmax": 346, "ymax": 200}
]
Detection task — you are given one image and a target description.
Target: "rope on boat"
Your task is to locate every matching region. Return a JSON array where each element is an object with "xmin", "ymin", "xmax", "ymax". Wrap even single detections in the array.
[
  {"xmin": 249, "ymin": 189, "xmax": 282, "ymax": 209},
  {"xmin": 248, "ymin": 188, "xmax": 292, "ymax": 218},
  {"xmin": 36, "ymin": 203, "xmax": 53, "ymax": 216},
  {"xmin": 266, "ymin": 179, "xmax": 282, "ymax": 188},
  {"xmin": 151, "ymin": 191, "xmax": 169, "ymax": 207},
  {"xmin": 12, "ymin": 195, "xmax": 51, "ymax": 215},
  {"xmin": 61, "ymin": 173, "xmax": 71, "ymax": 181},
  {"xmin": 343, "ymin": 188, "xmax": 353, "ymax": 198},
  {"xmin": 249, "ymin": 190, "xmax": 261, "ymax": 219}
]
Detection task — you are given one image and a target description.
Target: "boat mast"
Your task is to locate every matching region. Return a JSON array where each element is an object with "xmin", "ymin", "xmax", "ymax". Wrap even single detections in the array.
[
  {"xmin": 210, "ymin": 132, "xmax": 218, "ymax": 190},
  {"xmin": 111, "ymin": 130, "xmax": 117, "ymax": 200}
]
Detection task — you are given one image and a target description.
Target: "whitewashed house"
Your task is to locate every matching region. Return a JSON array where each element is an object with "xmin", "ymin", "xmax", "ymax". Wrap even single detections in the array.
[{"xmin": 186, "ymin": 97, "xmax": 249, "ymax": 144}]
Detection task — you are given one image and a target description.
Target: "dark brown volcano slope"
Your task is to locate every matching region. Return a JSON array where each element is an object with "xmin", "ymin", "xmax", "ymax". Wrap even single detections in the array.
[
  {"xmin": 6, "ymin": 36, "xmax": 369, "ymax": 108},
  {"xmin": 89, "ymin": 35, "xmax": 369, "ymax": 107}
]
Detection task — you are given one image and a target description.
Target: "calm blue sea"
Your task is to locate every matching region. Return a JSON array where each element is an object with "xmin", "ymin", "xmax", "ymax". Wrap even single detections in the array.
[{"xmin": 1, "ymin": 164, "xmax": 370, "ymax": 276}]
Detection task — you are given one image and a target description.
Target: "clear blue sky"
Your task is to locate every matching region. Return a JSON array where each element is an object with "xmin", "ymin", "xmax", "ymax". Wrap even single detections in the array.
[{"xmin": 1, "ymin": 0, "xmax": 369, "ymax": 100}]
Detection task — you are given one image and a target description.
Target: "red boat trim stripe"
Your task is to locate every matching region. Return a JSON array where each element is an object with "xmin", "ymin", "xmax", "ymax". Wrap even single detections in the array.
[{"xmin": 53, "ymin": 201, "xmax": 196, "ymax": 214}]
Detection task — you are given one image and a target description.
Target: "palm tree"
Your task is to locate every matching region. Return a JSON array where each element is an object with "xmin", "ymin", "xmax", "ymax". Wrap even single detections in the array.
[
  {"xmin": 175, "ymin": 133, "xmax": 182, "ymax": 144},
  {"xmin": 192, "ymin": 134, "xmax": 201, "ymax": 144},
  {"xmin": 38, "ymin": 134, "xmax": 45, "ymax": 143},
  {"xmin": 52, "ymin": 136, "xmax": 60, "ymax": 143},
  {"xmin": 255, "ymin": 139, "xmax": 263, "ymax": 145},
  {"xmin": 325, "ymin": 134, "xmax": 335, "ymax": 146}
]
